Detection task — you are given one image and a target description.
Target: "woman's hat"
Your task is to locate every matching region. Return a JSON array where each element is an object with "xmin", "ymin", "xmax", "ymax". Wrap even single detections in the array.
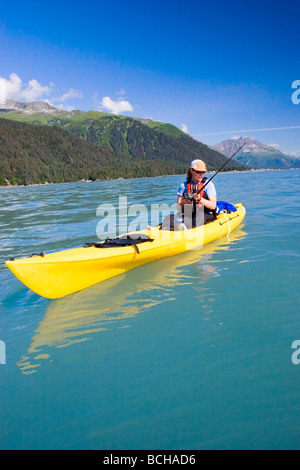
[{"xmin": 190, "ymin": 159, "xmax": 207, "ymax": 172}]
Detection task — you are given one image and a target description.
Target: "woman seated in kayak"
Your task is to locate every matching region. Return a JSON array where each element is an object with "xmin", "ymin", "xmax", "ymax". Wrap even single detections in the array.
[{"xmin": 177, "ymin": 159, "xmax": 217, "ymax": 227}]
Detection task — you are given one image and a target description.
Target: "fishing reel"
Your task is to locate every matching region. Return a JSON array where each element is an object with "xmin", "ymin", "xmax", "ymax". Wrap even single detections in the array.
[{"xmin": 186, "ymin": 192, "xmax": 196, "ymax": 201}]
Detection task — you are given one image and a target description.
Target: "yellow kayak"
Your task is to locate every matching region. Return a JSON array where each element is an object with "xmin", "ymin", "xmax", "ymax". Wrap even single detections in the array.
[{"xmin": 5, "ymin": 203, "xmax": 246, "ymax": 299}]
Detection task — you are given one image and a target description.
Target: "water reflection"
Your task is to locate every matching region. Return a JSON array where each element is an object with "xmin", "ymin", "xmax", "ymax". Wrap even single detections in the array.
[{"xmin": 17, "ymin": 227, "xmax": 247, "ymax": 374}]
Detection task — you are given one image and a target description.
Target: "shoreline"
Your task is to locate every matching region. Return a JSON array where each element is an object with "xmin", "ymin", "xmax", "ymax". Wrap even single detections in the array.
[{"xmin": 0, "ymin": 167, "xmax": 298, "ymax": 189}]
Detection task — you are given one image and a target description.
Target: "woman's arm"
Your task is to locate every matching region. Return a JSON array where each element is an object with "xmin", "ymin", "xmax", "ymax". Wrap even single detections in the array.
[{"xmin": 194, "ymin": 193, "xmax": 217, "ymax": 211}]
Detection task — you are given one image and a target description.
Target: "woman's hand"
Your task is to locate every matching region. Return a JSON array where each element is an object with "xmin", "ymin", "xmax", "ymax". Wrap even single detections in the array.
[{"xmin": 177, "ymin": 196, "xmax": 192, "ymax": 210}]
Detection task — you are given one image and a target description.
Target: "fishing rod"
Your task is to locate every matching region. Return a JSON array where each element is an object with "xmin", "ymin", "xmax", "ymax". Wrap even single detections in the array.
[{"xmin": 198, "ymin": 142, "xmax": 246, "ymax": 193}]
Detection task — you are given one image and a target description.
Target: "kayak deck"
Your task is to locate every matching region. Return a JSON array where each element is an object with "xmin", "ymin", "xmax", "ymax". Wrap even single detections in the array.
[{"xmin": 6, "ymin": 203, "xmax": 246, "ymax": 299}]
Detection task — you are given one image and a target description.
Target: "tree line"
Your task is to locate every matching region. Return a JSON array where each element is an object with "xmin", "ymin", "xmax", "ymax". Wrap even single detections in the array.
[{"xmin": 0, "ymin": 119, "xmax": 187, "ymax": 186}]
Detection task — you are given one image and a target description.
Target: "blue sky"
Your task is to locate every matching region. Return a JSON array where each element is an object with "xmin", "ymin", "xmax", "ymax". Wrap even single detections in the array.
[{"xmin": 0, "ymin": 0, "xmax": 299, "ymax": 154}]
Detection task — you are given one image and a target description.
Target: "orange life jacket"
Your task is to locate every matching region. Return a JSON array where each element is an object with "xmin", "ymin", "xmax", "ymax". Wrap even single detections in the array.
[{"xmin": 186, "ymin": 178, "xmax": 207, "ymax": 207}]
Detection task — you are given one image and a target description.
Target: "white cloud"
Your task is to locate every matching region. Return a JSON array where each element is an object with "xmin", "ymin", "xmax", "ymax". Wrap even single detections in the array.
[
  {"xmin": 100, "ymin": 96, "xmax": 133, "ymax": 115},
  {"xmin": 287, "ymin": 150, "xmax": 300, "ymax": 157},
  {"xmin": 0, "ymin": 73, "xmax": 54, "ymax": 103},
  {"xmin": 181, "ymin": 123, "xmax": 189, "ymax": 134},
  {"xmin": 20, "ymin": 79, "xmax": 53, "ymax": 101},
  {"xmin": 0, "ymin": 73, "xmax": 82, "ymax": 108},
  {"xmin": 54, "ymin": 88, "xmax": 83, "ymax": 102},
  {"xmin": 0, "ymin": 73, "xmax": 22, "ymax": 103},
  {"xmin": 55, "ymin": 103, "xmax": 77, "ymax": 111},
  {"xmin": 267, "ymin": 143, "xmax": 280, "ymax": 149}
]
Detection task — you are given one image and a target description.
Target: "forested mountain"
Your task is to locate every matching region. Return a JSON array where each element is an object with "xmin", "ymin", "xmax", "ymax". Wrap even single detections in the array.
[
  {"xmin": 0, "ymin": 119, "xmax": 189, "ymax": 186},
  {"xmin": 0, "ymin": 100, "xmax": 245, "ymax": 186}
]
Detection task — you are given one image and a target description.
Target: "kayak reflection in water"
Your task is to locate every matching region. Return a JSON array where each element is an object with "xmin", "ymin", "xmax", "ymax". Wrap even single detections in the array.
[{"xmin": 162, "ymin": 159, "xmax": 217, "ymax": 230}]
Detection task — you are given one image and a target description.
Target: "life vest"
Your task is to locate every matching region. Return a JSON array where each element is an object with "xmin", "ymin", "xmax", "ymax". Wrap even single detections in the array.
[{"xmin": 186, "ymin": 177, "xmax": 207, "ymax": 207}]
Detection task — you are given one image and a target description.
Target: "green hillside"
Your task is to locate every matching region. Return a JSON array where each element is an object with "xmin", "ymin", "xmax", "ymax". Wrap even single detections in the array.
[
  {"xmin": 0, "ymin": 101, "xmax": 246, "ymax": 186},
  {"xmin": 0, "ymin": 101, "xmax": 245, "ymax": 167},
  {"xmin": 0, "ymin": 118, "xmax": 187, "ymax": 186}
]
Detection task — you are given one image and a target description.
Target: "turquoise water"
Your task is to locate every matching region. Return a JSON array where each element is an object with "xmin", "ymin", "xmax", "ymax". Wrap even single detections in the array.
[{"xmin": 0, "ymin": 170, "xmax": 300, "ymax": 450}]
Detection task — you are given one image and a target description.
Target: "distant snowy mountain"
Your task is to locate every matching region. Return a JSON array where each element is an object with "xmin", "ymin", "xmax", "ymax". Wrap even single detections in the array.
[
  {"xmin": 0, "ymin": 99, "xmax": 65, "ymax": 115},
  {"xmin": 214, "ymin": 136, "xmax": 300, "ymax": 169}
]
